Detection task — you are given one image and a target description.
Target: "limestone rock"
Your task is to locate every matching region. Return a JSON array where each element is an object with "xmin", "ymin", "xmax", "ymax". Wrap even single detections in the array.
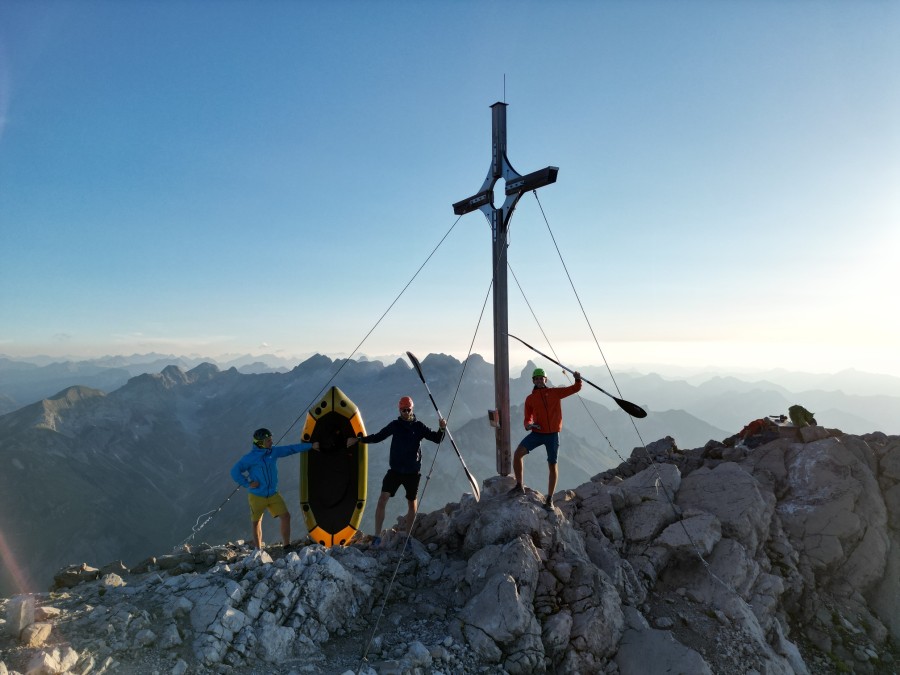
[
  {"xmin": 655, "ymin": 511, "xmax": 722, "ymax": 558},
  {"xmin": 676, "ymin": 461, "xmax": 775, "ymax": 554},
  {"xmin": 1, "ymin": 429, "xmax": 895, "ymax": 675},
  {"xmin": 52, "ymin": 563, "xmax": 100, "ymax": 589},
  {"xmin": 615, "ymin": 626, "xmax": 712, "ymax": 675},
  {"xmin": 6, "ymin": 595, "xmax": 34, "ymax": 637},
  {"xmin": 20, "ymin": 622, "xmax": 52, "ymax": 648}
]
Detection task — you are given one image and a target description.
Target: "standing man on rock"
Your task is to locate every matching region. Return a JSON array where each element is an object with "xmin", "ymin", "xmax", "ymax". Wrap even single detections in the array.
[
  {"xmin": 508, "ymin": 368, "xmax": 582, "ymax": 510},
  {"xmin": 231, "ymin": 428, "xmax": 318, "ymax": 551},
  {"xmin": 348, "ymin": 396, "xmax": 446, "ymax": 545}
]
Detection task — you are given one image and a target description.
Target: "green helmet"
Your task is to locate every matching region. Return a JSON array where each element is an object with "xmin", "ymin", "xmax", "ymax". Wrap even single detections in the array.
[{"xmin": 532, "ymin": 368, "xmax": 546, "ymax": 379}]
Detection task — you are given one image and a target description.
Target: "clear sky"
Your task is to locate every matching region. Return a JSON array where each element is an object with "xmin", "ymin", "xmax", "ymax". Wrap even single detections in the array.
[{"xmin": 1, "ymin": 1, "xmax": 898, "ymax": 378}]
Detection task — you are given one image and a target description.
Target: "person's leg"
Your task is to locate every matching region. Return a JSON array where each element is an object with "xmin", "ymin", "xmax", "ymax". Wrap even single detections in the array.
[
  {"xmin": 252, "ymin": 518, "xmax": 263, "ymax": 549},
  {"xmin": 376, "ymin": 470, "xmax": 404, "ymax": 536},
  {"xmin": 506, "ymin": 445, "xmax": 528, "ymax": 496},
  {"xmin": 512, "ymin": 433, "xmax": 542, "ymax": 492},
  {"xmin": 374, "ymin": 492, "xmax": 390, "ymax": 535},
  {"xmin": 401, "ymin": 473, "xmax": 421, "ymax": 531},
  {"xmin": 545, "ymin": 435, "xmax": 560, "ymax": 508},
  {"xmin": 265, "ymin": 494, "xmax": 291, "ymax": 547},
  {"xmin": 248, "ymin": 494, "xmax": 265, "ymax": 548},
  {"xmin": 403, "ymin": 498, "xmax": 417, "ymax": 529},
  {"xmin": 510, "ymin": 433, "xmax": 543, "ymax": 494},
  {"xmin": 279, "ymin": 512, "xmax": 291, "ymax": 546},
  {"xmin": 547, "ymin": 464, "xmax": 558, "ymax": 500},
  {"xmin": 512, "ymin": 445, "xmax": 527, "ymax": 487}
]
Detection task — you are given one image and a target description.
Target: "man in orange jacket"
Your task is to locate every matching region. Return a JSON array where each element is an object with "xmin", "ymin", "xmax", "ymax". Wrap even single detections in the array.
[{"xmin": 508, "ymin": 367, "xmax": 582, "ymax": 510}]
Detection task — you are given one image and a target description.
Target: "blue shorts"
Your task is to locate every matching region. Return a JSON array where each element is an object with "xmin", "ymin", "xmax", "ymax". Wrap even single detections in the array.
[{"xmin": 518, "ymin": 432, "xmax": 560, "ymax": 465}]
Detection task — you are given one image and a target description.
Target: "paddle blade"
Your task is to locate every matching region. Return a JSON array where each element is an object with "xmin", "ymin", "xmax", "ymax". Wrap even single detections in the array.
[
  {"xmin": 615, "ymin": 397, "xmax": 647, "ymax": 418},
  {"xmin": 406, "ymin": 351, "xmax": 426, "ymax": 383},
  {"xmin": 447, "ymin": 433, "xmax": 480, "ymax": 502},
  {"xmin": 466, "ymin": 469, "xmax": 481, "ymax": 501}
]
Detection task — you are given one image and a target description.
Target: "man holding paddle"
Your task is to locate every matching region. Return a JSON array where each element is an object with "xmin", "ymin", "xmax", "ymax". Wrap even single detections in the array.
[
  {"xmin": 348, "ymin": 396, "xmax": 446, "ymax": 545},
  {"xmin": 508, "ymin": 367, "xmax": 582, "ymax": 510}
]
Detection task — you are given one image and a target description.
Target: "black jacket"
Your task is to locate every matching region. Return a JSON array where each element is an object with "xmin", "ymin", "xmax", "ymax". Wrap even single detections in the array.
[{"xmin": 362, "ymin": 416, "xmax": 444, "ymax": 473}]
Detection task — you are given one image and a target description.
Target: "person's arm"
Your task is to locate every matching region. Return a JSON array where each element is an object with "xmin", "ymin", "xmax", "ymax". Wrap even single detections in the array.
[
  {"xmin": 272, "ymin": 442, "xmax": 316, "ymax": 458},
  {"xmin": 361, "ymin": 421, "xmax": 394, "ymax": 445},
  {"xmin": 348, "ymin": 425, "xmax": 386, "ymax": 448},
  {"xmin": 230, "ymin": 460, "xmax": 251, "ymax": 488},
  {"xmin": 421, "ymin": 421, "xmax": 445, "ymax": 444},
  {"xmin": 524, "ymin": 396, "xmax": 539, "ymax": 430},
  {"xmin": 560, "ymin": 374, "xmax": 583, "ymax": 398}
]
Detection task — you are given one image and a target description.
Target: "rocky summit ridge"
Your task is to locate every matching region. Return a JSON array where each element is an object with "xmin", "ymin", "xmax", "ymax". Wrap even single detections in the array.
[{"xmin": 2, "ymin": 426, "xmax": 899, "ymax": 675}]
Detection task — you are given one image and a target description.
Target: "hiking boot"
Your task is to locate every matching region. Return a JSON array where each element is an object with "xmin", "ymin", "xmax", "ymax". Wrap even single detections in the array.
[
  {"xmin": 543, "ymin": 497, "xmax": 554, "ymax": 511},
  {"xmin": 507, "ymin": 483, "xmax": 525, "ymax": 496},
  {"xmin": 372, "ymin": 536, "xmax": 382, "ymax": 548}
]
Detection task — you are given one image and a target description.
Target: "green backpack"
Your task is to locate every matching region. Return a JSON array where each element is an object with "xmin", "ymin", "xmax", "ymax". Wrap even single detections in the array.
[{"xmin": 788, "ymin": 404, "xmax": 817, "ymax": 427}]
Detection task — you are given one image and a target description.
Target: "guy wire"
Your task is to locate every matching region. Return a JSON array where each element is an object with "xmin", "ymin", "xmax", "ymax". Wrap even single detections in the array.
[
  {"xmin": 177, "ymin": 214, "xmax": 464, "ymax": 549},
  {"xmin": 528, "ymin": 191, "xmax": 747, "ymax": 610},
  {"xmin": 356, "ymin": 276, "xmax": 493, "ymax": 673}
]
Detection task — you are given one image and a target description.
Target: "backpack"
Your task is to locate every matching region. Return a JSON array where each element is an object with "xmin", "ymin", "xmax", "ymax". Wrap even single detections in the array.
[{"xmin": 788, "ymin": 405, "xmax": 817, "ymax": 428}]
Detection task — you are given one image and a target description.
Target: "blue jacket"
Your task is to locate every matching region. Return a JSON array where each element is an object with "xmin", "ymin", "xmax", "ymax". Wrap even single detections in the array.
[
  {"xmin": 230, "ymin": 443, "xmax": 312, "ymax": 497},
  {"xmin": 362, "ymin": 416, "xmax": 444, "ymax": 474}
]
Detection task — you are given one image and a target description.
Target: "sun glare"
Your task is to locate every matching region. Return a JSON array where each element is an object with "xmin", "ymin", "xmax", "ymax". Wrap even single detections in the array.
[{"xmin": 0, "ymin": 527, "xmax": 34, "ymax": 595}]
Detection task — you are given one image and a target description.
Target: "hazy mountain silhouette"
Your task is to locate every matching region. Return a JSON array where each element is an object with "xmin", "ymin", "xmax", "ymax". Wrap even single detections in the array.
[
  {"xmin": 4, "ymin": 353, "xmax": 897, "ymax": 432},
  {"xmin": 576, "ymin": 368, "xmax": 900, "ymax": 435}
]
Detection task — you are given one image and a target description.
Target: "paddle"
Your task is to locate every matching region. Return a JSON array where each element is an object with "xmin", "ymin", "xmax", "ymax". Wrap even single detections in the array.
[
  {"xmin": 406, "ymin": 351, "xmax": 481, "ymax": 501},
  {"xmin": 507, "ymin": 334, "xmax": 648, "ymax": 419}
]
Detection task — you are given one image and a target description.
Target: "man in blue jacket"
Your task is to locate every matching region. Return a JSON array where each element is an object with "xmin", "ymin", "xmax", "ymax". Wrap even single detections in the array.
[
  {"xmin": 231, "ymin": 428, "xmax": 318, "ymax": 550},
  {"xmin": 348, "ymin": 396, "xmax": 445, "ymax": 543}
]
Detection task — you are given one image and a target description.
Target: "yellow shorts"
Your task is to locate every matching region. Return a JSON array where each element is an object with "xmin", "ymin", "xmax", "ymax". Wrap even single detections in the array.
[{"xmin": 248, "ymin": 493, "xmax": 288, "ymax": 522}]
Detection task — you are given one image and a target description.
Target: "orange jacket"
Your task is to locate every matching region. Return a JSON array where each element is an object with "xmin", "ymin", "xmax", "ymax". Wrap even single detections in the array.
[{"xmin": 523, "ymin": 380, "xmax": 582, "ymax": 433}]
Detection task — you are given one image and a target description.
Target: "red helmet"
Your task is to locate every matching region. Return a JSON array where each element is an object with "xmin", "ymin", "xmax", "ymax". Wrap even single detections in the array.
[{"xmin": 398, "ymin": 396, "xmax": 414, "ymax": 410}]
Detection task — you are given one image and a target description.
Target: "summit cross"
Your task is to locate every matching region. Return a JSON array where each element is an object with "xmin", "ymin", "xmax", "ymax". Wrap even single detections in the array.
[{"xmin": 452, "ymin": 102, "xmax": 558, "ymax": 477}]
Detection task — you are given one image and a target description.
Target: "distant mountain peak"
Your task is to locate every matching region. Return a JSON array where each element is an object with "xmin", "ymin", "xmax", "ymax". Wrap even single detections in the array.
[
  {"xmin": 187, "ymin": 362, "xmax": 221, "ymax": 380},
  {"xmin": 28, "ymin": 386, "xmax": 105, "ymax": 431},
  {"xmin": 160, "ymin": 365, "xmax": 191, "ymax": 387},
  {"xmin": 48, "ymin": 385, "xmax": 105, "ymax": 404}
]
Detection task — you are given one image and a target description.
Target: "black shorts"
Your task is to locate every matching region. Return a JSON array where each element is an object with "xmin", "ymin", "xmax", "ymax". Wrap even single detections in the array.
[{"xmin": 381, "ymin": 469, "xmax": 421, "ymax": 501}]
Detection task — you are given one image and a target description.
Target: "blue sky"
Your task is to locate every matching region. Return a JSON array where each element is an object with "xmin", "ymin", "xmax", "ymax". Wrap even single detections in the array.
[{"xmin": 1, "ymin": 1, "xmax": 898, "ymax": 377}]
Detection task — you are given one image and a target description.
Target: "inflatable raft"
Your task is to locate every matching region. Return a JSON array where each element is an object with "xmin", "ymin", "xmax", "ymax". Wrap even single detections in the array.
[{"xmin": 300, "ymin": 386, "xmax": 367, "ymax": 546}]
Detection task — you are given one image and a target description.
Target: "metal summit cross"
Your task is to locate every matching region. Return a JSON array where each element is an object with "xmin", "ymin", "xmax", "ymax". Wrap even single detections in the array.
[{"xmin": 452, "ymin": 102, "xmax": 558, "ymax": 477}]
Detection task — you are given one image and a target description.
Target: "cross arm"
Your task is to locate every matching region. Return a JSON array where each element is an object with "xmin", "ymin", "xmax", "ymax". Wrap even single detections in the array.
[
  {"xmin": 453, "ymin": 190, "xmax": 493, "ymax": 216},
  {"xmin": 452, "ymin": 166, "xmax": 558, "ymax": 216},
  {"xmin": 505, "ymin": 166, "xmax": 558, "ymax": 195}
]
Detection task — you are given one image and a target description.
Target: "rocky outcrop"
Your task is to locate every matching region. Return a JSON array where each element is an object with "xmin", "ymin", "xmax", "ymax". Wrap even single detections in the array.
[{"xmin": 1, "ymin": 429, "xmax": 898, "ymax": 674}]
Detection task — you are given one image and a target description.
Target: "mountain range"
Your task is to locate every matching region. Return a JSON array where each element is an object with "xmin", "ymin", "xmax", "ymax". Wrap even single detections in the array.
[
  {"xmin": 2, "ymin": 352, "xmax": 898, "ymax": 433},
  {"xmin": 0, "ymin": 351, "xmax": 898, "ymax": 599}
]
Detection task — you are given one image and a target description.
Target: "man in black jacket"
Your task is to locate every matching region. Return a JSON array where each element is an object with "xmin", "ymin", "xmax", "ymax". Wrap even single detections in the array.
[{"xmin": 348, "ymin": 395, "xmax": 446, "ymax": 543}]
